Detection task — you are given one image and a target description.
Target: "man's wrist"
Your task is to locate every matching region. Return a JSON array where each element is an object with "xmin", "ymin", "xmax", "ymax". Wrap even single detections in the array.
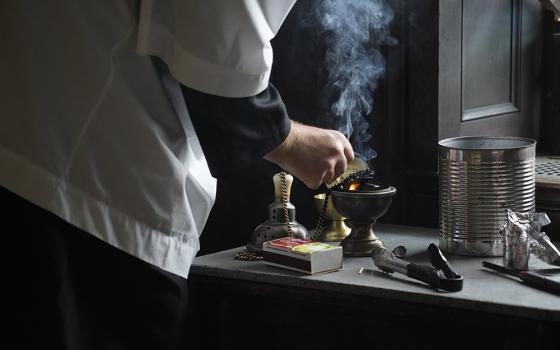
[{"xmin": 264, "ymin": 120, "xmax": 298, "ymax": 164}]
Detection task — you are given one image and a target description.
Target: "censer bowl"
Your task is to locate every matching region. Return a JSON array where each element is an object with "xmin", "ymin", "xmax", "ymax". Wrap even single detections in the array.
[{"xmin": 331, "ymin": 186, "xmax": 396, "ymax": 256}]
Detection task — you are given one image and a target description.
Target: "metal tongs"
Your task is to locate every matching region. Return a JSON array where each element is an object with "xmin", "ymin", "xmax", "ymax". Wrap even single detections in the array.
[{"xmin": 372, "ymin": 243, "xmax": 463, "ymax": 292}]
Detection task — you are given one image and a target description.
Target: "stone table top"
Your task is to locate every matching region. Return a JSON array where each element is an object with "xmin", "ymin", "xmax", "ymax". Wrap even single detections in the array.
[{"xmin": 191, "ymin": 224, "xmax": 560, "ymax": 321}]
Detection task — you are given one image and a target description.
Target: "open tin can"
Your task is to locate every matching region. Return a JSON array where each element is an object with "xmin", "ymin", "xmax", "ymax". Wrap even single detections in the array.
[{"xmin": 438, "ymin": 136, "xmax": 536, "ymax": 256}]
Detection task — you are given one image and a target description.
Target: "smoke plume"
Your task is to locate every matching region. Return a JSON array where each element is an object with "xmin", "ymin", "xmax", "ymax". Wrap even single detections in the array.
[{"xmin": 312, "ymin": 0, "xmax": 395, "ymax": 161}]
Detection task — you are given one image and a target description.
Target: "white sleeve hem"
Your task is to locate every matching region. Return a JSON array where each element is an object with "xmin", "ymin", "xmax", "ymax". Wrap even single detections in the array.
[{"xmin": 137, "ymin": 21, "xmax": 271, "ymax": 98}]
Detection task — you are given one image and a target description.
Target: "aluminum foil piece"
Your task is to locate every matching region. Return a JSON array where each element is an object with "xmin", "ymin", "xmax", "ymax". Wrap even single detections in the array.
[
  {"xmin": 527, "ymin": 213, "xmax": 560, "ymax": 266},
  {"xmin": 502, "ymin": 210, "xmax": 530, "ymax": 270},
  {"xmin": 502, "ymin": 209, "xmax": 560, "ymax": 270}
]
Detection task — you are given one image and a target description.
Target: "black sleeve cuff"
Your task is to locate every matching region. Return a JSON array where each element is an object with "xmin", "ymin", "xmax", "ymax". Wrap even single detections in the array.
[{"xmin": 181, "ymin": 83, "xmax": 291, "ymax": 179}]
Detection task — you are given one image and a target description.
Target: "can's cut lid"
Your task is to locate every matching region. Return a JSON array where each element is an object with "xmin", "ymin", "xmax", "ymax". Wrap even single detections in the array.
[{"xmin": 438, "ymin": 136, "xmax": 536, "ymax": 150}]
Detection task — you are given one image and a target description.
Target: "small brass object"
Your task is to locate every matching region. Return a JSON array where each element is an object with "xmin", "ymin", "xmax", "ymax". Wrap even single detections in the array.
[{"xmin": 313, "ymin": 193, "xmax": 351, "ymax": 242}]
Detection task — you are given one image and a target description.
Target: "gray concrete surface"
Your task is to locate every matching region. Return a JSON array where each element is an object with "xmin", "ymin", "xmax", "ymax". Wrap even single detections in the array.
[{"xmin": 192, "ymin": 224, "xmax": 560, "ymax": 321}]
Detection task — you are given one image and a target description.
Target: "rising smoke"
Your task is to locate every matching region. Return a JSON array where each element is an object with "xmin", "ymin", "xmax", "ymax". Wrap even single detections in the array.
[{"xmin": 312, "ymin": 0, "xmax": 396, "ymax": 161}]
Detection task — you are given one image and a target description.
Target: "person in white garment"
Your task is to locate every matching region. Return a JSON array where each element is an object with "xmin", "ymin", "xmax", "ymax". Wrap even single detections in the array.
[
  {"xmin": 540, "ymin": 0, "xmax": 560, "ymax": 18},
  {"xmin": 0, "ymin": 1, "xmax": 353, "ymax": 349}
]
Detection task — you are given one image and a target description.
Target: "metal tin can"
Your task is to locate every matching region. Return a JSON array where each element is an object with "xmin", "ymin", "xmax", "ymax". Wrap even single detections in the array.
[{"xmin": 438, "ymin": 136, "xmax": 536, "ymax": 256}]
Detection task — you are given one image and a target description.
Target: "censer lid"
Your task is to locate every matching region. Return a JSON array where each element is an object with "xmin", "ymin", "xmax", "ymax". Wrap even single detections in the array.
[
  {"xmin": 326, "ymin": 158, "xmax": 369, "ymax": 188},
  {"xmin": 338, "ymin": 172, "xmax": 391, "ymax": 193}
]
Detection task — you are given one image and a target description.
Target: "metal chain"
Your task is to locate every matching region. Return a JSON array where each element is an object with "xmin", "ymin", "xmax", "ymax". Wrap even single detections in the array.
[
  {"xmin": 312, "ymin": 192, "xmax": 330, "ymax": 241},
  {"xmin": 237, "ymin": 168, "xmax": 375, "ymax": 260},
  {"xmin": 234, "ymin": 250, "xmax": 262, "ymax": 261},
  {"xmin": 312, "ymin": 169, "xmax": 375, "ymax": 241},
  {"xmin": 280, "ymin": 171, "xmax": 295, "ymax": 237}
]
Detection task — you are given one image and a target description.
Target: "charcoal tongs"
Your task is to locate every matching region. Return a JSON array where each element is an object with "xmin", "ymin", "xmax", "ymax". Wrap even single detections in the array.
[{"xmin": 372, "ymin": 243, "xmax": 463, "ymax": 292}]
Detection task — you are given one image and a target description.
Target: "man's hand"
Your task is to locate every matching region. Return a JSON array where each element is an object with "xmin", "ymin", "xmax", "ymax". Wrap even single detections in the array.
[{"xmin": 264, "ymin": 121, "xmax": 355, "ymax": 189}]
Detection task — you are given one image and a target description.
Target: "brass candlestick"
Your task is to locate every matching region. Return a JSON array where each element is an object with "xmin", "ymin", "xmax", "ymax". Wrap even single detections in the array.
[{"xmin": 313, "ymin": 193, "xmax": 351, "ymax": 242}]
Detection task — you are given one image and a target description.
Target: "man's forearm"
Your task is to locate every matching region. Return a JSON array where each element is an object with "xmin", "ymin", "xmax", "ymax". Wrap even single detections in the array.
[{"xmin": 181, "ymin": 83, "xmax": 291, "ymax": 178}]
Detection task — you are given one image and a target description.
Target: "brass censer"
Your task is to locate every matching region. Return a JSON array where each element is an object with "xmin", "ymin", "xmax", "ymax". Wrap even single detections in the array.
[{"xmin": 317, "ymin": 159, "xmax": 397, "ymax": 257}]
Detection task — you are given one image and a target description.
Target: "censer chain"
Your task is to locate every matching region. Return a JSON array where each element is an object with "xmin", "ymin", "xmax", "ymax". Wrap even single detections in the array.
[
  {"xmin": 280, "ymin": 171, "xmax": 295, "ymax": 237},
  {"xmin": 234, "ymin": 250, "xmax": 262, "ymax": 261},
  {"xmin": 237, "ymin": 169, "xmax": 375, "ymax": 260},
  {"xmin": 312, "ymin": 169, "xmax": 374, "ymax": 241}
]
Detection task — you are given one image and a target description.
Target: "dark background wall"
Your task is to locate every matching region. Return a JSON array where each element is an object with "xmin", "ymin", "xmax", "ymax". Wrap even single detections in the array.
[
  {"xmin": 198, "ymin": 0, "xmax": 388, "ymax": 255},
  {"xmin": 198, "ymin": 0, "xmax": 559, "ymax": 256},
  {"xmin": 198, "ymin": 0, "xmax": 401, "ymax": 255}
]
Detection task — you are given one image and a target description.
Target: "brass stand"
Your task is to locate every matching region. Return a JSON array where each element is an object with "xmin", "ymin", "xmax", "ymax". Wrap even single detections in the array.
[
  {"xmin": 314, "ymin": 193, "xmax": 351, "ymax": 242},
  {"xmin": 340, "ymin": 222, "xmax": 383, "ymax": 256},
  {"xmin": 331, "ymin": 186, "xmax": 397, "ymax": 257}
]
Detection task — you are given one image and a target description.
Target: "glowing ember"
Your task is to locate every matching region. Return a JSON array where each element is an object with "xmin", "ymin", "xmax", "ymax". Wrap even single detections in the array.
[{"xmin": 336, "ymin": 169, "xmax": 389, "ymax": 192}]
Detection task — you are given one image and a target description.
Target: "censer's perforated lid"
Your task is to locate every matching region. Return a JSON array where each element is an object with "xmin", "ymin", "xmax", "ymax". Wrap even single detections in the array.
[{"xmin": 326, "ymin": 158, "xmax": 369, "ymax": 189}]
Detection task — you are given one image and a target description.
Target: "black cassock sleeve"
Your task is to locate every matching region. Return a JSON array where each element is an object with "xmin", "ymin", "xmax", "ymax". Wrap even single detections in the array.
[{"xmin": 181, "ymin": 83, "xmax": 291, "ymax": 179}]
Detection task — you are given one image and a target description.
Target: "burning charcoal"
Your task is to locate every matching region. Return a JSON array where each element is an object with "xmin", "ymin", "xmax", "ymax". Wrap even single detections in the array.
[
  {"xmin": 340, "ymin": 172, "xmax": 388, "ymax": 192},
  {"xmin": 360, "ymin": 182, "xmax": 387, "ymax": 192},
  {"xmin": 344, "ymin": 181, "xmax": 361, "ymax": 191},
  {"xmin": 333, "ymin": 169, "xmax": 389, "ymax": 192}
]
